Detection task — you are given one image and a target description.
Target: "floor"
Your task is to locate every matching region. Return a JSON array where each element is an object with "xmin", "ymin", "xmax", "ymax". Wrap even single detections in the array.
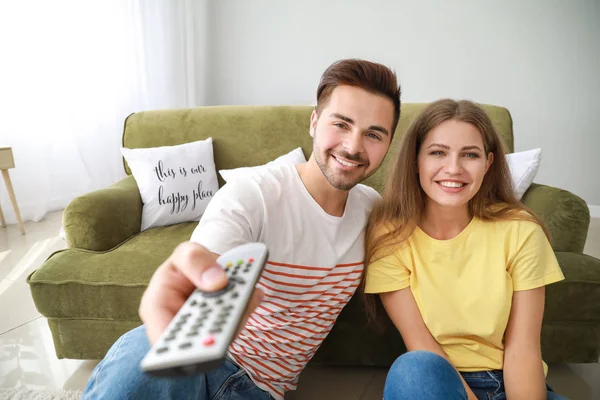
[{"xmin": 0, "ymin": 211, "xmax": 598, "ymax": 399}]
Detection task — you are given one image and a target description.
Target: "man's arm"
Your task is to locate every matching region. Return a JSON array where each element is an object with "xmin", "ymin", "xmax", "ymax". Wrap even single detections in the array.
[
  {"xmin": 191, "ymin": 178, "xmax": 264, "ymax": 255},
  {"xmin": 140, "ymin": 179, "xmax": 266, "ymax": 344},
  {"xmin": 381, "ymin": 288, "xmax": 478, "ymax": 400},
  {"xmin": 503, "ymin": 287, "xmax": 546, "ymax": 400}
]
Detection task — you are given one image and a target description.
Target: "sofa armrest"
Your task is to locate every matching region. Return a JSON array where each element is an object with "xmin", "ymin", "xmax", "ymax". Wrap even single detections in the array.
[
  {"xmin": 63, "ymin": 175, "xmax": 142, "ymax": 251},
  {"xmin": 521, "ymin": 183, "xmax": 590, "ymax": 253}
]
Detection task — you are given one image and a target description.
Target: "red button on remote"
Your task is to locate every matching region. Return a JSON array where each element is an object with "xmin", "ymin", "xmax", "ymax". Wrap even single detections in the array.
[
  {"xmin": 203, "ymin": 336, "xmax": 215, "ymax": 346},
  {"xmin": 248, "ymin": 258, "xmax": 254, "ymax": 263}
]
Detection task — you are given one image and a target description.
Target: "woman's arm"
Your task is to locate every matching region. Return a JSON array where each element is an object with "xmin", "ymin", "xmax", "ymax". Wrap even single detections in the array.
[
  {"xmin": 503, "ymin": 287, "xmax": 547, "ymax": 400},
  {"xmin": 381, "ymin": 288, "xmax": 478, "ymax": 400}
]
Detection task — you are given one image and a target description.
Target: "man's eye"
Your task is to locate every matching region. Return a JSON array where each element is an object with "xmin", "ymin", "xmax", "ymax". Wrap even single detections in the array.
[
  {"xmin": 334, "ymin": 123, "xmax": 346, "ymax": 129},
  {"xmin": 367, "ymin": 132, "xmax": 381, "ymax": 141}
]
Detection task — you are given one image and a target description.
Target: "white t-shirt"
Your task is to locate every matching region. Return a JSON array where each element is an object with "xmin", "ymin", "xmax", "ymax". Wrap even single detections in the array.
[{"xmin": 191, "ymin": 163, "xmax": 380, "ymax": 400}]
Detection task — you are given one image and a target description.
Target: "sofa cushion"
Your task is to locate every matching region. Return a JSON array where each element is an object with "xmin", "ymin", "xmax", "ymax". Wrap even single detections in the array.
[
  {"xmin": 121, "ymin": 138, "xmax": 219, "ymax": 231},
  {"xmin": 219, "ymin": 146, "xmax": 306, "ymax": 182},
  {"xmin": 506, "ymin": 148, "xmax": 541, "ymax": 200},
  {"xmin": 27, "ymin": 222, "xmax": 197, "ymax": 320}
]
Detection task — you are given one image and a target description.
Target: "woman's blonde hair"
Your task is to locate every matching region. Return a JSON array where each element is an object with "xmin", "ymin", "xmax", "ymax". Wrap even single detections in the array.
[{"xmin": 363, "ymin": 99, "xmax": 549, "ymax": 324}]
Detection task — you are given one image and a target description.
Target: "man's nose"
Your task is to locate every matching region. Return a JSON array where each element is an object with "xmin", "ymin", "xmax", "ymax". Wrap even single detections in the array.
[{"xmin": 343, "ymin": 132, "xmax": 365, "ymax": 155}]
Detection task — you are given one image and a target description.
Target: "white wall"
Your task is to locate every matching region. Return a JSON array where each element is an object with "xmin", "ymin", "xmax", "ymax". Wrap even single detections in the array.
[{"xmin": 203, "ymin": 0, "xmax": 600, "ymax": 207}]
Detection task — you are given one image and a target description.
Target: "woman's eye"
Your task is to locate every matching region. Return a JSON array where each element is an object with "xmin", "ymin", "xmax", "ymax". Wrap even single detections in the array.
[
  {"xmin": 464, "ymin": 153, "xmax": 480, "ymax": 158},
  {"xmin": 430, "ymin": 151, "xmax": 444, "ymax": 156}
]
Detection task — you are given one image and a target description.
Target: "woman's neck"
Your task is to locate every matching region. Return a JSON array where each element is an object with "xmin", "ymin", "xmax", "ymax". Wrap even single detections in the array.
[{"xmin": 419, "ymin": 203, "xmax": 472, "ymax": 240}]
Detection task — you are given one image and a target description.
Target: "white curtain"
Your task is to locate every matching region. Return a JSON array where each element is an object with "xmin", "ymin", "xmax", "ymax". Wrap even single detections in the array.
[{"xmin": 0, "ymin": 0, "xmax": 202, "ymax": 225}]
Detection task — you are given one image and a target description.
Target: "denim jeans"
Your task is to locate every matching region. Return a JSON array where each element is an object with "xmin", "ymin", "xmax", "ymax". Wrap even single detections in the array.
[
  {"xmin": 383, "ymin": 350, "xmax": 567, "ymax": 400},
  {"xmin": 82, "ymin": 325, "xmax": 273, "ymax": 400}
]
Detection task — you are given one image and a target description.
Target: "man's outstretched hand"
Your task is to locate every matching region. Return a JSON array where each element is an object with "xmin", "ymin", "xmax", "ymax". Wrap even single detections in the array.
[{"xmin": 139, "ymin": 241, "xmax": 264, "ymax": 345}]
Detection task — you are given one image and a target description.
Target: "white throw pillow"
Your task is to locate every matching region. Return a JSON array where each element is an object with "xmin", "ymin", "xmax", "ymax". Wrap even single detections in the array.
[
  {"xmin": 218, "ymin": 147, "xmax": 306, "ymax": 182},
  {"xmin": 506, "ymin": 148, "xmax": 542, "ymax": 200},
  {"xmin": 121, "ymin": 138, "xmax": 219, "ymax": 231}
]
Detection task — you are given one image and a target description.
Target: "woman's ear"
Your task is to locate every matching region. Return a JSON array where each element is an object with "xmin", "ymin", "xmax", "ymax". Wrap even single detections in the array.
[{"xmin": 485, "ymin": 152, "xmax": 494, "ymax": 173}]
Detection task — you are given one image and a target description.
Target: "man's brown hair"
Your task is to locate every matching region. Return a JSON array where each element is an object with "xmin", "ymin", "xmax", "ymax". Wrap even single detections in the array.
[{"xmin": 316, "ymin": 59, "xmax": 402, "ymax": 136}]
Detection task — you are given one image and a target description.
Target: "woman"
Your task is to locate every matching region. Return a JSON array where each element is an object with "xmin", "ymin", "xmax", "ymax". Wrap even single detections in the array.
[{"xmin": 363, "ymin": 99, "xmax": 566, "ymax": 400}]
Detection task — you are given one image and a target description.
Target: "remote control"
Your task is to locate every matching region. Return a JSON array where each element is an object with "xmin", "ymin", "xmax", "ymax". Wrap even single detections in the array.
[{"xmin": 140, "ymin": 242, "xmax": 269, "ymax": 377}]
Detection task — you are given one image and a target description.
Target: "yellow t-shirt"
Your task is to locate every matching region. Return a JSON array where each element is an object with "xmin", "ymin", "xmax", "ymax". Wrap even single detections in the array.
[{"xmin": 364, "ymin": 217, "xmax": 564, "ymax": 373}]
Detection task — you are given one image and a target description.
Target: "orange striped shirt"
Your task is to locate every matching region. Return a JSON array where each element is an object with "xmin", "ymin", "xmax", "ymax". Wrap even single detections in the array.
[{"xmin": 228, "ymin": 260, "xmax": 364, "ymax": 399}]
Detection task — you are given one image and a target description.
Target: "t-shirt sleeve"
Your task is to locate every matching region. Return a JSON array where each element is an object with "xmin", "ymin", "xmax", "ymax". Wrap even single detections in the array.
[
  {"xmin": 364, "ymin": 232, "xmax": 411, "ymax": 293},
  {"xmin": 190, "ymin": 178, "xmax": 264, "ymax": 255},
  {"xmin": 508, "ymin": 222, "xmax": 565, "ymax": 291}
]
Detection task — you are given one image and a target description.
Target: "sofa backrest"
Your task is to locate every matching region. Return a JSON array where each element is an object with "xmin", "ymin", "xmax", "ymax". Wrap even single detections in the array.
[{"xmin": 122, "ymin": 103, "xmax": 513, "ymax": 193}]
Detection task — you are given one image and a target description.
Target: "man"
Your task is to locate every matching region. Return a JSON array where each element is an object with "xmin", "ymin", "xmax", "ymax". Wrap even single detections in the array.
[{"xmin": 83, "ymin": 58, "xmax": 401, "ymax": 400}]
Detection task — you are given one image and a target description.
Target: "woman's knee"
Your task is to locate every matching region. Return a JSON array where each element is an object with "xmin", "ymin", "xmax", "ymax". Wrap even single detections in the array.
[
  {"xmin": 384, "ymin": 351, "xmax": 466, "ymax": 400},
  {"xmin": 388, "ymin": 350, "xmax": 451, "ymax": 376}
]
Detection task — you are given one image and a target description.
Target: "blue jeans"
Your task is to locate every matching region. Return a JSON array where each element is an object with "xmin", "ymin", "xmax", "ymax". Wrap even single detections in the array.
[
  {"xmin": 384, "ymin": 351, "xmax": 567, "ymax": 400},
  {"xmin": 82, "ymin": 325, "xmax": 273, "ymax": 400}
]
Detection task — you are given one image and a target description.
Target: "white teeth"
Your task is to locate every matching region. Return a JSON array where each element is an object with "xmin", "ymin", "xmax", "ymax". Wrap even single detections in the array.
[
  {"xmin": 439, "ymin": 181, "xmax": 465, "ymax": 188},
  {"xmin": 335, "ymin": 157, "xmax": 359, "ymax": 167}
]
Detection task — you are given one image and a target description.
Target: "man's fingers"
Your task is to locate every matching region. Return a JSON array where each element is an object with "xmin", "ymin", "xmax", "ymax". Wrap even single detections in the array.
[
  {"xmin": 235, "ymin": 289, "xmax": 265, "ymax": 338},
  {"xmin": 247, "ymin": 289, "xmax": 265, "ymax": 315},
  {"xmin": 139, "ymin": 242, "xmax": 229, "ymax": 344},
  {"xmin": 143, "ymin": 286, "xmax": 188, "ymax": 345},
  {"xmin": 169, "ymin": 242, "xmax": 228, "ymax": 291}
]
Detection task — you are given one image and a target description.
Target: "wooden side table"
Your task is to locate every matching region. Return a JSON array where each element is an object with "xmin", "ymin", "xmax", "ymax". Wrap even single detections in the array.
[{"xmin": 0, "ymin": 147, "xmax": 25, "ymax": 234}]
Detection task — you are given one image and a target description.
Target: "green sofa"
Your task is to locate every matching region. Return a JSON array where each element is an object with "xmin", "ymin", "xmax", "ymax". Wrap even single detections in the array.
[{"xmin": 27, "ymin": 104, "xmax": 600, "ymax": 366}]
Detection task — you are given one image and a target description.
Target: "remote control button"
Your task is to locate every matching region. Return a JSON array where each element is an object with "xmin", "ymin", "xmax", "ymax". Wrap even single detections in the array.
[
  {"xmin": 209, "ymin": 328, "xmax": 222, "ymax": 334},
  {"xmin": 186, "ymin": 331, "xmax": 199, "ymax": 337},
  {"xmin": 157, "ymin": 346, "xmax": 169, "ymax": 354},
  {"xmin": 179, "ymin": 342, "xmax": 192, "ymax": 349},
  {"xmin": 192, "ymin": 323, "xmax": 203, "ymax": 329},
  {"xmin": 226, "ymin": 262, "xmax": 233, "ymax": 268},
  {"xmin": 216, "ymin": 299, "xmax": 223, "ymax": 305},
  {"xmin": 237, "ymin": 259, "xmax": 243, "ymax": 265},
  {"xmin": 245, "ymin": 263, "xmax": 252, "ymax": 268},
  {"xmin": 201, "ymin": 281, "xmax": 235, "ymax": 298},
  {"xmin": 199, "ymin": 302, "xmax": 207, "ymax": 308},
  {"xmin": 190, "ymin": 300, "xmax": 197, "ymax": 306},
  {"xmin": 248, "ymin": 258, "xmax": 254, "ymax": 263},
  {"xmin": 224, "ymin": 305, "xmax": 234, "ymax": 311},
  {"xmin": 165, "ymin": 334, "xmax": 176, "ymax": 342},
  {"xmin": 231, "ymin": 292, "xmax": 239, "ymax": 299},
  {"xmin": 203, "ymin": 336, "xmax": 215, "ymax": 346}
]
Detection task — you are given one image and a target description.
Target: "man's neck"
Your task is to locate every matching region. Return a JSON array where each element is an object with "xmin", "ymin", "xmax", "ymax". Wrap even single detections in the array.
[
  {"xmin": 295, "ymin": 161, "xmax": 350, "ymax": 217},
  {"xmin": 419, "ymin": 202, "xmax": 472, "ymax": 240}
]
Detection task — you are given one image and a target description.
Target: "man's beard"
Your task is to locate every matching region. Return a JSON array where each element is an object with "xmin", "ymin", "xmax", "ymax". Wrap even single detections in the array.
[{"xmin": 313, "ymin": 145, "xmax": 372, "ymax": 191}]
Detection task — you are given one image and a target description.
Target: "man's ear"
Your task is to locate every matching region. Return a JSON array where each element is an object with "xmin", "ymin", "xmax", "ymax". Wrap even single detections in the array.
[{"xmin": 310, "ymin": 110, "xmax": 318, "ymax": 138}]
